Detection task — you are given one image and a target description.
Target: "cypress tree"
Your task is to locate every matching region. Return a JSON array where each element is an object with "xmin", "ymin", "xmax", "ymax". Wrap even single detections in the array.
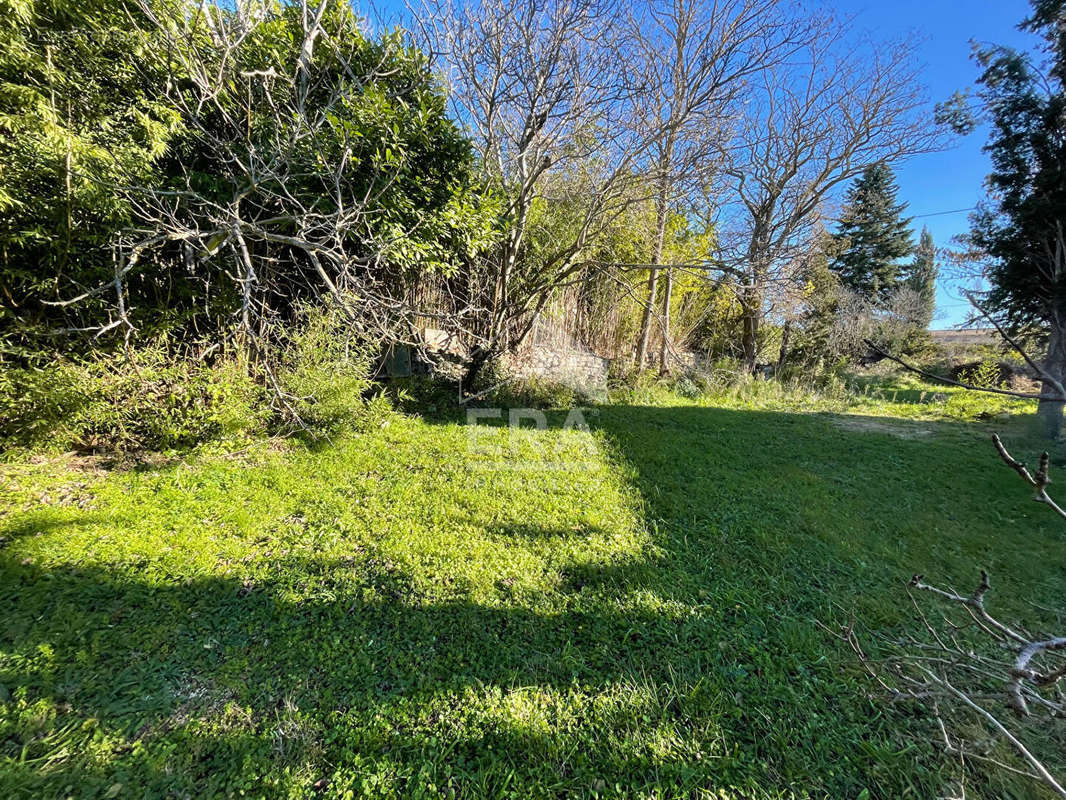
[
  {"xmin": 968, "ymin": 0, "xmax": 1066, "ymax": 435},
  {"xmin": 830, "ymin": 162, "xmax": 914, "ymax": 301},
  {"xmin": 903, "ymin": 227, "xmax": 937, "ymax": 328}
]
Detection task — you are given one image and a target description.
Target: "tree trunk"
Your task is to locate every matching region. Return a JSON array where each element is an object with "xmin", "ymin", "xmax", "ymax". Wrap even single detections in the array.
[
  {"xmin": 738, "ymin": 276, "xmax": 763, "ymax": 374},
  {"xmin": 740, "ymin": 216, "xmax": 771, "ymax": 375},
  {"xmin": 634, "ymin": 268, "xmax": 659, "ymax": 368},
  {"xmin": 741, "ymin": 308, "xmax": 759, "ymax": 374},
  {"xmin": 635, "ymin": 157, "xmax": 673, "ymax": 369},
  {"xmin": 657, "ymin": 267, "xmax": 674, "ymax": 375},
  {"xmin": 776, "ymin": 320, "xmax": 791, "ymax": 374},
  {"xmin": 463, "ymin": 346, "xmax": 492, "ymax": 392},
  {"xmin": 1038, "ymin": 317, "xmax": 1066, "ymax": 439},
  {"xmin": 492, "ymin": 217, "xmax": 523, "ymax": 350}
]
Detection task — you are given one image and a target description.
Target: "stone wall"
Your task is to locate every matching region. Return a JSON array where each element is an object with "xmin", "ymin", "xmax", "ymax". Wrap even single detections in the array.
[
  {"xmin": 506, "ymin": 343, "xmax": 609, "ymax": 401},
  {"xmin": 419, "ymin": 321, "xmax": 611, "ymax": 399}
]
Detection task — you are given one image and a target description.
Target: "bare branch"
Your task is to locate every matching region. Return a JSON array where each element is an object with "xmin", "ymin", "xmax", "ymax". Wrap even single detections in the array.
[
  {"xmin": 845, "ymin": 570, "xmax": 1066, "ymax": 798},
  {"xmin": 909, "ymin": 571, "xmax": 1028, "ymax": 646},
  {"xmin": 992, "ymin": 434, "xmax": 1066, "ymax": 522},
  {"xmin": 919, "ymin": 668, "xmax": 1066, "ymax": 799},
  {"xmin": 862, "ymin": 338, "xmax": 1062, "ymax": 401}
]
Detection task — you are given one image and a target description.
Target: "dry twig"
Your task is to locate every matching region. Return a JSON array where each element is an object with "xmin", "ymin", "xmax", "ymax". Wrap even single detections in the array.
[
  {"xmin": 847, "ymin": 571, "xmax": 1066, "ymax": 798},
  {"xmin": 991, "ymin": 434, "xmax": 1066, "ymax": 521}
]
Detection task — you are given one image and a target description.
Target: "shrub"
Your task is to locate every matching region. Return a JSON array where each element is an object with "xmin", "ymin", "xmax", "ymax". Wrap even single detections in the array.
[
  {"xmin": 0, "ymin": 295, "xmax": 399, "ymax": 453},
  {"xmin": 606, "ymin": 359, "xmax": 640, "ymax": 389},
  {"xmin": 671, "ymin": 374, "xmax": 703, "ymax": 399},
  {"xmin": 384, "ymin": 374, "xmax": 461, "ymax": 420},
  {"xmin": 704, "ymin": 357, "xmax": 749, "ymax": 387},
  {"xmin": 0, "ymin": 346, "xmax": 265, "ymax": 453},
  {"xmin": 488, "ymin": 376, "xmax": 581, "ymax": 409},
  {"xmin": 271, "ymin": 301, "xmax": 379, "ymax": 438},
  {"xmin": 958, "ymin": 356, "xmax": 1007, "ymax": 390},
  {"xmin": 0, "ymin": 363, "xmax": 86, "ymax": 448}
]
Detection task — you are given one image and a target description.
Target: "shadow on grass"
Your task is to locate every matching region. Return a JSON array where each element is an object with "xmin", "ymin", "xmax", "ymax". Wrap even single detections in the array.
[
  {"xmin": 0, "ymin": 554, "xmax": 909, "ymax": 798},
  {"xmin": 0, "ymin": 514, "xmax": 117, "ymax": 549},
  {"xmin": 2, "ymin": 403, "xmax": 1062, "ymax": 799}
]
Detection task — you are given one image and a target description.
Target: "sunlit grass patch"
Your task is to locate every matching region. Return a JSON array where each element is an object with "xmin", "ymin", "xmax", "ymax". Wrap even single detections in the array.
[{"xmin": 2, "ymin": 385, "xmax": 1063, "ymax": 798}]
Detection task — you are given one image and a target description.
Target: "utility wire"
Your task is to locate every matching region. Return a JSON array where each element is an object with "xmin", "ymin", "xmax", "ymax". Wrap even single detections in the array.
[
  {"xmin": 910, "ymin": 206, "xmax": 977, "ymax": 219},
  {"xmin": 826, "ymin": 206, "xmax": 977, "ymax": 224}
]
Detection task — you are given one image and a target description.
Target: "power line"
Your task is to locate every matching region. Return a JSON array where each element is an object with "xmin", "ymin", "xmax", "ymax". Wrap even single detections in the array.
[
  {"xmin": 825, "ymin": 205, "xmax": 977, "ymax": 224},
  {"xmin": 911, "ymin": 206, "xmax": 977, "ymax": 219}
]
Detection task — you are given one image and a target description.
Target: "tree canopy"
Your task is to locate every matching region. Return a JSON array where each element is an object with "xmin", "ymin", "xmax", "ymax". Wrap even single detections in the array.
[
  {"xmin": 970, "ymin": 0, "xmax": 1066, "ymax": 329},
  {"xmin": 0, "ymin": 0, "xmax": 941, "ymax": 380},
  {"xmin": 0, "ymin": 0, "xmax": 494, "ymax": 361}
]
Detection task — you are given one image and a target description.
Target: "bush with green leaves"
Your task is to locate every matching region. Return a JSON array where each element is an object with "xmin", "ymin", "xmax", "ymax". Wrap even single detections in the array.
[
  {"xmin": 0, "ymin": 0, "xmax": 496, "ymax": 369},
  {"xmin": 671, "ymin": 374, "xmax": 703, "ymax": 399},
  {"xmin": 958, "ymin": 356, "xmax": 1007, "ymax": 390},
  {"xmin": 0, "ymin": 0, "xmax": 181, "ymax": 359},
  {"xmin": 487, "ymin": 376, "xmax": 583, "ymax": 410},
  {"xmin": 271, "ymin": 302, "xmax": 382, "ymax": 438},
  {"xmin": 0, "ymin": 345, "xmax": 264, "ymax": 453}
]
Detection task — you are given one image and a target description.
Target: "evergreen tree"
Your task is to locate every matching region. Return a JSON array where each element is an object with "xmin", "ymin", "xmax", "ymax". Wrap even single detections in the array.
[
  {"xmin": 902, "ymin": 227, "xmax": 937, "ymax": 328},
  {"xmin": 0, "ymin": 0, "xmax": 176, "ymax": 353},
  {"xmin": 967, "ymin": 0, "xmax": 1066, "ymax": 435},
  {"xmin": 830, "ymin": 162, "xmax": 914, "ymax": 300},
  {"xmin": 0, "ymin": 0, "xmax": 491, "ymax": 363}
]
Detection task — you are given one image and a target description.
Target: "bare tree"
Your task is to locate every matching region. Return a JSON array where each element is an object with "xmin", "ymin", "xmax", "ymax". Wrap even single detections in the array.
[
  {"xmin": 413, "ymin": 0, "xmax": 662, "ymax": 382},
  {"xmin": 717, "ymin": 22, "xmax": 940, "ymax": 373},
  {"xmin": 808, "ymin": 283, "xmax": 930, "ymax": 363},
  {"xmin": 626, "ymin": 0, "xmax": 805, "ymax": 372}
]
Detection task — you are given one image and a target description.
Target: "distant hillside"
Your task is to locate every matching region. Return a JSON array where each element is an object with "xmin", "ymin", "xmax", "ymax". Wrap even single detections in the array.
[{"xmin": 930, "ymin": 328, "xmax": 999, "ymax": 346}]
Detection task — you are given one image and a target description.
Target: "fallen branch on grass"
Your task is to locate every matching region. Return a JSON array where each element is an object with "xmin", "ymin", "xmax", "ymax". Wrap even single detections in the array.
[
  {"xmin": 838, "ymin": 570, "xmax": 1066, "ymax": 798},
  {"xmin": 909, "ymin": 571, "xmax": 1066, "ymax": 716},
  {"xmin": 917, "ymin": 666, "xmax": 1066, "ymax": 799}
]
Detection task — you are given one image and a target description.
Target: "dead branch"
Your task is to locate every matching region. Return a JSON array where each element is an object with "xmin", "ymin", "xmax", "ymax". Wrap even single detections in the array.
[
  {"xmin": 918, "ymin": 667, "xmax": 1066, "ymax": 799},
  {"xmin": 844, "ymin": 570, "xmax": 1066, "ymax": 798},
  {"xmin": 909, "ymin": 570, "xmax": 1028, "ymax": 646},
  {"xmin": 991, "ymin": 434, "xmax": 1066, "ymax": 522}
]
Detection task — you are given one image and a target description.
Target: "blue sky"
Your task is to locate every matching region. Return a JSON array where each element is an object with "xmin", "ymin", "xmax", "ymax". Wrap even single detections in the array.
[{"xmin": 834, "ymin": 0, "xmax": 1036, "ymax": 328}]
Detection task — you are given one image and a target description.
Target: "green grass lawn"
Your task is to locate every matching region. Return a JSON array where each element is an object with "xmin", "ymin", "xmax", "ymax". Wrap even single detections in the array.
[{"xmin": 2, "ymin": 381, "xmax": 1064, "ymax": 799}]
